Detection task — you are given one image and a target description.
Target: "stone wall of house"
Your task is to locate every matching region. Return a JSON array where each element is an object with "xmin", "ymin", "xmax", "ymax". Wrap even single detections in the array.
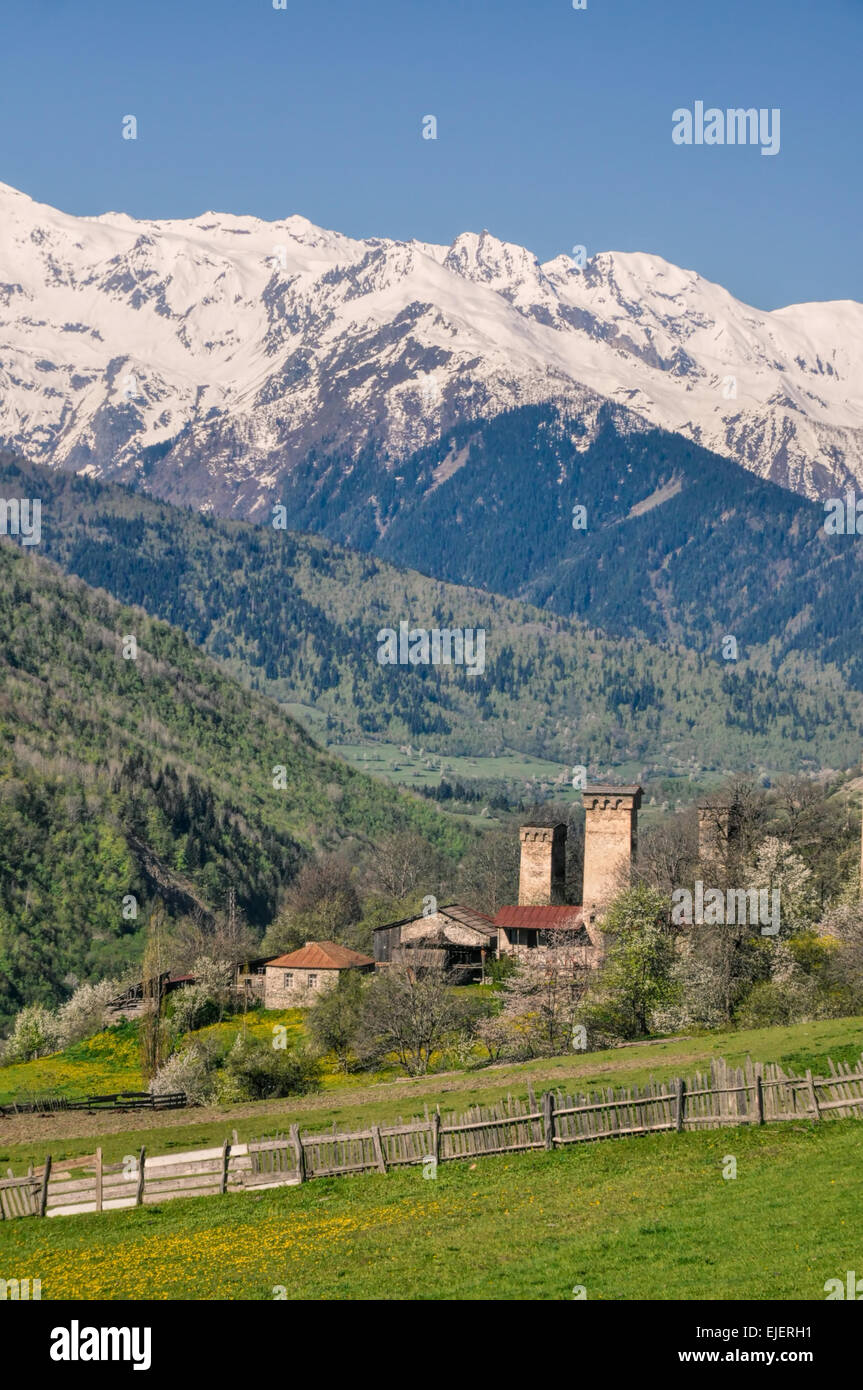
[
  {"xmin": 401, "ymin": 913, "xmax": 490, "ymax": 948},
  {"xmin": 497, "ymin": 925, "xmax": 599, "ymax": 968},
  {"xmin": 264, "ymin": 966, "xmax": 340, "ymax": 1009}
]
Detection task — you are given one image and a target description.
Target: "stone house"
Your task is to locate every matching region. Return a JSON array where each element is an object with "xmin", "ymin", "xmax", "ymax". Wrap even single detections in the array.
[{"xmin": 264, "ymin": 941, "xmax": 374, "ymax": 1007}]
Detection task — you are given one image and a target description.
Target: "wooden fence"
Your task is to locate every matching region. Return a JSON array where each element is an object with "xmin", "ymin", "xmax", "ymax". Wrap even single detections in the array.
[
  {"xmin": 1, "ymin": 1055, "xmax": 861, "ymax": 1221},
  {"xmin": 0, "ymin": 1090, "xmax": 186, "ymax": 1118}
]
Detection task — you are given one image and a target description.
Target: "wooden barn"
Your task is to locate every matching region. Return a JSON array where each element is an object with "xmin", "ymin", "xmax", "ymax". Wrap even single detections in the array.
[{"xmin": 373, "ymin": 904, "xmax": 498, "ymax": 983}]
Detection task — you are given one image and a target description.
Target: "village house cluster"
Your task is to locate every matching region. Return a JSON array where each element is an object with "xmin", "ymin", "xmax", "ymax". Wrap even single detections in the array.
[
  {"xmin": 235, "ymin": 783, "xmax": 644, "ymax": 1004},
  {"xmin": 107, "ymin": 779, "xmax": 825, "ymax": 1017}
]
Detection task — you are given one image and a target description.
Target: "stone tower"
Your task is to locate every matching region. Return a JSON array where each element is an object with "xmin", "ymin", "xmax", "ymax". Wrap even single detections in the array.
[
  {"xmin": 581, "ymin": 784, "xmax": 642, "ymax": 910},
  {"xmin": 518, "ymin": 824, "xmax": 567, "ymax": 906},
  {"xmin": 698, "ymin": 801, "xmax": 741, "ymax": 865},
  {"xmin": 698, "ymin": 804, "xmax": 729, "ymax": 861}
]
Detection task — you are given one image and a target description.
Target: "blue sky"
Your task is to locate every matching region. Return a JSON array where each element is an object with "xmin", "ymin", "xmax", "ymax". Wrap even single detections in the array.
[{"xmin": 2, "ymin": 0, "xmax": 859, "ymax": 309}]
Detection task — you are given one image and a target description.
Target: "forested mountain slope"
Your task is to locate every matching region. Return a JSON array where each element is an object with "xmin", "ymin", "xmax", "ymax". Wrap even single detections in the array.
[
  {"xmin": 271, "ymin": 403, "xmax": 863, "ymax": 693},
  {"xmin": 2, "ymin": 455, "xmax": 859, "ymax": 784},
  {"xmin": 0, "ymin": 539, "xmax": 462, "ymax": 1025}
]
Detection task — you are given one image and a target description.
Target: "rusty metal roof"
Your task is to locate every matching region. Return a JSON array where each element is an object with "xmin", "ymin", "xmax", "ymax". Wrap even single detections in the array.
[
  {"xmin": 493, "ymin": 906, "xmax": 585, "ymax": 930},
  {"xmin": 267, "ymin": 941, "xmax": 375, "ymax": 970}
]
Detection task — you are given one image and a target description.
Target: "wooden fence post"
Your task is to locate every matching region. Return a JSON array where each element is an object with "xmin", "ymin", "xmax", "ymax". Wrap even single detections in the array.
[
  {"xmin": 755, "ymin": 1074, "xmax": 764, "ymax": 1125},
  {"xmin": 371, "ymin": 1125, "xmax": 387, "ymax": 1175},
  {"xmin": 95, "ymin": 1147, "xmax": 103, "ymax": 1213},
  {"xmin": 136, "ymin": 1147, "xmax": 146, "ymax": 1205},
  {"xmin": 542, "ymin": 1091, "xmax": 555, "ymax": 1150},
  {"xmin": 290, "ymin": 1123, "xmax": 306, "ymax": 1183},
  {"xmin": 39, "ymin": 1155, "xmax": 52, "ymax": 1217},
  {"xmin": 430, "ymin": 1111, "xmax": 441, "ymax": 1167},
  {"xmin": 806, "ymin": 1070, "xmax": 821, "ymax": 1121},
  {"xmin": 220, "ymin": 1139, "xmax": 231, "ymax": 1194},
  {"xmin": 675, "ymin": 1078, "xmax": 686, "ymax": 1132}
]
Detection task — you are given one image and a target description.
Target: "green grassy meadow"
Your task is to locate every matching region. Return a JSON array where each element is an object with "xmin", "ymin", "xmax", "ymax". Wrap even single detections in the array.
[
  {"xmin": 0, "ymin": 1117, "xmax": 857, "ymax": 1300},
  {"xmin": 0, "ymin": 1024, "xmax": 145, "ymax": 1105},
  {"xmin": 327, "ymin": 734, "xmax": 574, "ymax": 800}
]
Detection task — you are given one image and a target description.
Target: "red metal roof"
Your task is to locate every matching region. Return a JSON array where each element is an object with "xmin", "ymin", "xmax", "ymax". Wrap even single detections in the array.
[
  {"xmin": 267, "ymin": 941, "xmax": 375, "ymax": 970},
  {"xmin": 494, "ymin": 906, "xmax": 584, "ymax": 930}
]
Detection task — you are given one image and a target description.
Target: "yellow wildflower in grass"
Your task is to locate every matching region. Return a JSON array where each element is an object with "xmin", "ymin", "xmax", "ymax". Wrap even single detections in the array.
[{"xmin": 5, "ymin": 1194, "xmax": 470, "ymax": 1300}]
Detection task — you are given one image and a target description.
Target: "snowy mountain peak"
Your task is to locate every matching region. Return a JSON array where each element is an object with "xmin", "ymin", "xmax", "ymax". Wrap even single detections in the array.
[
  {"xmin": 0, "ymin": 180, "xmax": 33, "ymax": 201},
  {"xmin": 445, "ymin": 229, "xmax": 542, "ymax": 283},
  {"xmin": 0, "ymin": 180, "xmax": 861, "ymax": 516}
]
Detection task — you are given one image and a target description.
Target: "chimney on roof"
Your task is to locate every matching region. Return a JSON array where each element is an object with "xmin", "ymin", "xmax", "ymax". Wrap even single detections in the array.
[
  {"xmin": 518, "ymin": 824, "xmax": 566, "ymax": 906},
  {"xmin": 581, "ymin": 784, "xmax": 642, "ymax": 912}
]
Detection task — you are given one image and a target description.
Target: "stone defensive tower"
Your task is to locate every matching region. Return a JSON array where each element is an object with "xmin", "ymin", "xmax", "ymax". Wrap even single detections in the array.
[
  {"xmin": 698, "ymin": 804, "xmax": 729, "ymax": 861},
  {"xmin": 581, "ymin": 784, "xmax": 642, "ymax": 911},
  {"xmin": 698, "ymin": 801, "xmax": 742, "ymax": 865},
  {"xmin": 518, "ymin": 824, "xmax": 567, "ymax": 906}
]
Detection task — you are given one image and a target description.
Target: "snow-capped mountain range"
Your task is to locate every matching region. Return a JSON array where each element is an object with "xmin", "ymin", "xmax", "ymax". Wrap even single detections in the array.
[{"xmin": 1, "ymin": 179, "xmax": 862, "ymax": 517}]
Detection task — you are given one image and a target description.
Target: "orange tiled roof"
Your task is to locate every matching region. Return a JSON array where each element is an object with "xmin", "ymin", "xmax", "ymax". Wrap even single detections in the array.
[
  {"xmin": 267, "ymin": 941, "xmax": 375, "ymax": 970},
  {"xmin": 493, "ymin": 906, "xmax": 584, "ymax": 929}
]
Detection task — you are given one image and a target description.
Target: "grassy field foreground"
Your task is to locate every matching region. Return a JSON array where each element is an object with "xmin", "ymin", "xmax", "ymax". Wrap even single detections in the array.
[{"xmin": 0, "ymin": 1117, "xmax": 857, "ymax": 1300}]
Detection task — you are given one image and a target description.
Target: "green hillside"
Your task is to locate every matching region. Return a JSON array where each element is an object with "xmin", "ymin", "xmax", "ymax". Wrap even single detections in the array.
[
  {"xmin": 3, "ymin": 455, "xmax": 863, "ymax": 793},
  {"xmin": 0, "ymin": 540, "xmax": 464, "ymax": 1026},
  {"xmin": 3, "ymin": 1015, "xmax": 861, "ymax": 1156}
]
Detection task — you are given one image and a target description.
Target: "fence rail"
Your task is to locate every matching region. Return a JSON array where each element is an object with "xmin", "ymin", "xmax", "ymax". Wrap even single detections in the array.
[
  {"xmin": 1, "ymin": 1055, "xmax": 861, "ymax": 1221},
  {"xmin": 0, "ymin": 1091, "xmax": 186, "ymax": 1118}
]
